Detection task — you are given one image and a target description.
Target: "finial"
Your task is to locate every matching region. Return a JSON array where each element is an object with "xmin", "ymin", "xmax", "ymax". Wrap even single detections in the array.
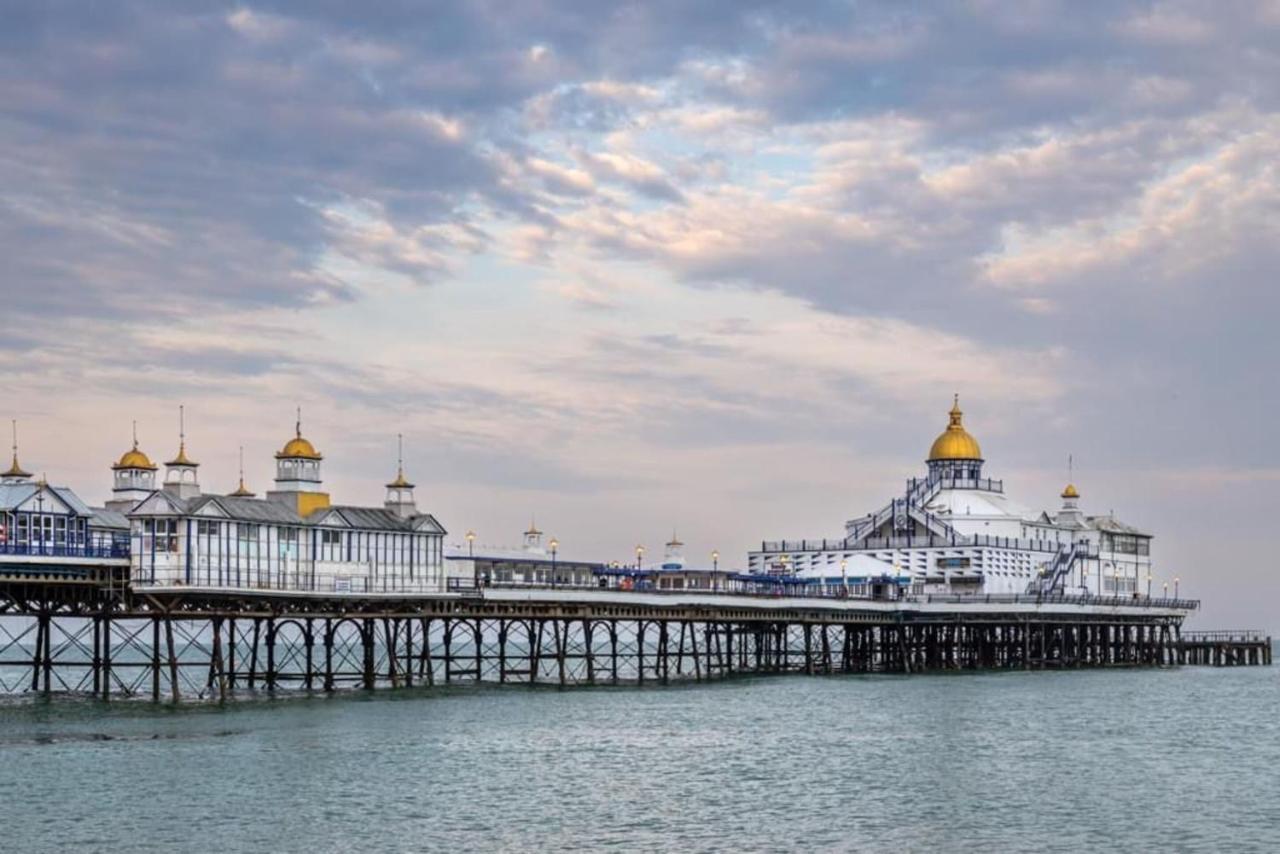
[
  {"xmin": 397, "ymin": 432, "xmax": 404, "ymax": 477},
  {"xmin": 1068, "ymin": 453, "xmax": 1074, "ymax": 482},
  {"xmin": 295, "ymin": 405, "xmax": 302, "ymax": 439},
  {"xmin": 178, "ymin": 404, "xmax": 186, "ymax": 452},
  {"xmin": 132, "ymin": 420, "xmax": 139, "ymax": 449}
]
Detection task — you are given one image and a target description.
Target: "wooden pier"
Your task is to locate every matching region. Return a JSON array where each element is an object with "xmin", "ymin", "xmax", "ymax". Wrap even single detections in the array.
[
  {"xmin": 1177, "ymin": 631, "xmax": 1273, "ymax": 667},
  {"xmin": 0, "ymin": 571, "xmax": 1266, "ymax": 702}
]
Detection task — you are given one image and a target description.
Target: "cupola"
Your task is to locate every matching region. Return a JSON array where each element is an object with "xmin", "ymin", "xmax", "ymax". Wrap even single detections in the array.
[
  {"xmin": 106, "ymin": 422, "xmax": 158, "ymax": 511},
  {"xmin": 522, "ymin": 519, "xmax": 545, "ymax": 553},
  {"xmin": 926, "ymin": 395, "xmax": 984, "ymax": 482},
  {"xmin": 162, "ymin": 405, "xmax": 200, "ymax": 499},
  {"xmin": 2, "ymin": 420, "xmax": 32, "ymax": 484},
  {"xmin": 384, "ymin": 434, "xmax": 417, "ymax": 518},
  {"xmin": 266, "ymin": 409, "xmax": 330, "ymax": 516},
  {"xmin": 228, "ymin": 446, "xmax": 255, "ymax": 497},
  {"xmin": 662, "ymin": 531, "xmax": 686, "ymax": 570}
]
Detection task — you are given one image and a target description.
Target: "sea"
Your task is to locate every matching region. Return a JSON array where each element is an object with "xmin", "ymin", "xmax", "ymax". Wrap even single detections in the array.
[{"xmin": 1, "ymin": 659, "xmax": 1277, "ymax": 853}]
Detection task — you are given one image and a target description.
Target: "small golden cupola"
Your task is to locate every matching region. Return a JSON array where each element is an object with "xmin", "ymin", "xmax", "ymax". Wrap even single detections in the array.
[
  {"xmin": 1061, "ymin": 483, "xmax": 1080, "ymax": 499},
  {"xmin": 163, "ymin": 405, "xmax": 201, "ymax": 499},
  {"xmin": 926, "ymin": 395, "xmax": 985, "ymax": 481},
  {"xmin": 266, "ymin": 408, "xmax": 329, "ymax": 516},
  {"xmin": 2, "ymin": 420, "xmax": 32, "ymax": 483},
  {"xmin": 107, "ymin": 422, "xmax": 159, "ymax": 511},
  {"xmin": 229, "ymin": 446, "xmax": 256, "ymax": 498},
  {"xmin": 385, "ymin": 434, "xmax": 417, "ymax": 518}
]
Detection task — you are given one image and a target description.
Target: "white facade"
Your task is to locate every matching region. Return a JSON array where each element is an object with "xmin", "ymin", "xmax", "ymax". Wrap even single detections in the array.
[
  {"xmin": 749, "ymin": 400, "xmax": 1155, "ymax": 597},
  {"xmin": 127, "ymin": 423, "xmax": 448, "ymax": 595}
]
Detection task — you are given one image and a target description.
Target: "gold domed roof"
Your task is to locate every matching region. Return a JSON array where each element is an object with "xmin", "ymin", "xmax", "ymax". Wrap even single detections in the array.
[
  {"xmin": 166, "ymin": 443, "xmax": 198, "ymax": 467},
  {"xmin": 2, "ymin": 455, "xmax": 31, "ymax": 479},
  {"xmin": 276, "ymin": 415, "xmax": 322, "ymax": 460},
  {"xmin": 927, "ymin": 396, "xmax": 983, "ymax": 461},
  {"xmin": 113, "ymin": 445, "xmax": 157, "ymax": 471},
  {"xmin": 1061, "ymin": 483, "xmax": 1079, "ymax": 499}
]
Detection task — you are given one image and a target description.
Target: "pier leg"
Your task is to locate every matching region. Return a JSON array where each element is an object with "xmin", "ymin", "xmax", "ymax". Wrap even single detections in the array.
[
  {"xmin": 305, "ymin": 618, "xmax": 314, "ymax": 690},
  {"xmin": 324, "ymin": 620, "xmax": 334, "ymax": 692},
  {"xmin": 166, "ymin": 618, "xmax": 180, "ymax": 702},
  {"xmin": 362, "ymin": 619, "xmax": 376, "ymax": 691},
  {"xmin": 690, "ymin": 622, "xmax": 702, "ymax": 681},
  {"xmin": 101, "ymin": 613, "xmax": 111, "ymax": 701},
  {"xmin": 609, "ymin": 621, "xmax": 619, "ymax": 685},
  {"xmin": 584, "ymin": 620, "xmax": 596, "ymax": 685},
  {"xmin": 152, "ymin": 617, "xmax": 161, "ymax": 702}
]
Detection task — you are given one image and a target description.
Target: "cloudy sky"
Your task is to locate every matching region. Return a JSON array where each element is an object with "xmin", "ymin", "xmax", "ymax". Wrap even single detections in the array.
[{"xmin": 3, "ymin": 2, "xmax": 1277, "ymax": 628}]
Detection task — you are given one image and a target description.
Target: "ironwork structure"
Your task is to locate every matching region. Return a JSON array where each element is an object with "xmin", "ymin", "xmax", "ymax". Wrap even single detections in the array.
[{"xmin": 1, "ymin": 567, "xmax": 1265, "ymax": 703}]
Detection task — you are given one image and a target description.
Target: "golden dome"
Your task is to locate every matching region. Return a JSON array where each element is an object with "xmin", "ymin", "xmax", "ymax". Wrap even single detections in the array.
[
  {"xmin": 1061, "ymin": 483, "xmax": 1080, "ymax": 499},
  {"xmin": 927, "ymin": 395, "xmax": 983, "ymax": 461},
  {"xmin": 277, "ymin": 436, "xmax": 321, "ymax": 459},
  {"xmin": 166, "ymin": 443, "xmax": 198, "ymax": 467},
  {"xmin": 113, "ymin": 445, "xmax": 157, "ymax": 471}
]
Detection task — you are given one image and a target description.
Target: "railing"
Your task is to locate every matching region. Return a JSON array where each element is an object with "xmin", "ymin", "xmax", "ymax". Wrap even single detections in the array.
[
  {"xmin": 758, "ymin": 534, "xmax": 1097, "ymax": 556},
  {"xmin": 0, "ymin": 542, "xmax": 130, "ymax": 560},
  {"xmin": 1181, "ymin": 630, "xmax": 1268, "ymax": 643},
  {"xmin": 461, "ymin": 578, "xmax": 1199, "ymax": 610}
]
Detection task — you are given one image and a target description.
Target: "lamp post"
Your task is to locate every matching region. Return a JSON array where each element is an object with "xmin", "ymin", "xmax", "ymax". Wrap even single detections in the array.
[
  {"xmin": 549, "ymin": 537, "xmax": 559, "ymax": 586},
  {"xmin": 1174, "ymin": 576, "xmax": 1180, "ymax": 599},
  {"xmin": 841, "ymin": 558, "xmax": 848, "ymax": 596},
  {"xmin": 1146, "ymin": 572, "xmax": 1152, "ymax": 599},
  {"xmin": 465, "ymin": 529, "xmax": 475, "ymax": 557},
  {"xmin": 1162, "ymin": 581, "xmax": 1168, "ymax": 599},
  {"xmin": 635, "ymin": 544, "xmax": 645, "ymax": 571},
  {"xmin": 711, "ymin": 550, "xmax": 719, "ymax": 591}
]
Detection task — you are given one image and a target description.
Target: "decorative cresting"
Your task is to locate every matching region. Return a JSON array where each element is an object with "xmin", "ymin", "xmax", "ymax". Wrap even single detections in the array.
[{"xmin": 926, "ymin": 395, "xmax": 984, "ymax": 481}]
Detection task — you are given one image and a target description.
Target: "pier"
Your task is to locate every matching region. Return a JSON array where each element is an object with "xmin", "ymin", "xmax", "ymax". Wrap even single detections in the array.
[{"xmin": 0, "ymin": 569, "xmax": 1267, "ymax": 702}]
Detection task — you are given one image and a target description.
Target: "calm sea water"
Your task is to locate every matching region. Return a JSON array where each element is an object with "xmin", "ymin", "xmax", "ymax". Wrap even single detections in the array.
[{"xmin": 2, "ymin": 660, "xmax": 1278, "ymax": 853}]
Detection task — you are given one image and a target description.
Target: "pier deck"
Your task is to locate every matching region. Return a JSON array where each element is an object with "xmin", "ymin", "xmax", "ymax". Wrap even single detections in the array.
[{"xmin": 0, "ymin": 573, "xmax": 1267, "ymax": 701}]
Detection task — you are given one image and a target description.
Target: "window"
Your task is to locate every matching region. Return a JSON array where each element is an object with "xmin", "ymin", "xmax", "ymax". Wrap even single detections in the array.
[
  {"xmin": 280, "ymin": 528, "xmax": 298, "ymax": 543},
  {"xmin": 237, "ymin": 524, "xmax": 260, "ymax": 542},
  {"xmin": 197, "ymin": 520, "xmax": 218, "ymax": 537},
  {"xmin": 322, "ymin": 529, "xmax": 341, "ymax": 546}
]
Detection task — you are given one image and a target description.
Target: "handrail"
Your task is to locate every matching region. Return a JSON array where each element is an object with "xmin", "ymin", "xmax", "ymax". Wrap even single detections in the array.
[
  {"xmin": 1180, "ymin": 630, "xmax": 1269, "ymax": 642},
  {"xmin": 0, "ymin": 542, "xmax": 130, "ymax": 559}
]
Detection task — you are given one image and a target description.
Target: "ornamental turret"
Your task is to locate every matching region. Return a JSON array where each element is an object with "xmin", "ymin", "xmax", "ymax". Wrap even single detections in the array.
[
  {"xmin": 384, "ymin": 434, "xmax": 417, "ymax": 518},
  {"xmin": 2, "ymin": 420, "xmax": 32, "ymax": 484},
  {"xmin": 522, "ymin": 519, "xmax": 545, "ymax": 553},
  {"xmin": 661, "ymin": 531, "xmax": 686, "ymax": 570},
  {"xmin": 926, "ymin": 395, "xmax": 984, "ymax": 481},
  {"xmin": 106, "ymin": 422, "xmax": 158, "ymax": 511},
  {"xmin": 265, "ymin": 409, "xmax": 330, "ymax": 516},
  {"xmin": 228, "ymin": 446, "xmax": 255, "ymax": 498},
  {"xmin": 162, "ymin": 405, "xmax": 201, "ymax": 500}
]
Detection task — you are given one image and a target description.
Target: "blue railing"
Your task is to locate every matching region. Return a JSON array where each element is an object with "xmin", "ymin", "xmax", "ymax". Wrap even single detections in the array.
[{"xmin": 0, "ymin": 542, "xmax": 129, "ymax": 559}]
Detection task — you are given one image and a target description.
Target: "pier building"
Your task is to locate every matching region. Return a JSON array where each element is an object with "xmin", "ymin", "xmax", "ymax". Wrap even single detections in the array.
[
  {"xmin": 125, "ymin": 418, "xmax": 446, "ymax": 593},
  {"xmin": 748, "ymin": 398, "xmax": 1153, "ymax": 598}
]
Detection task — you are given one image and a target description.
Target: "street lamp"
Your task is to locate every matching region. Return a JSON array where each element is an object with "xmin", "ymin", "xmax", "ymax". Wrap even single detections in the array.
[
  {"xmin": 1146, "ymin": 572, "xmax": 1152, "ymax": 598},
  {"xmin": 549, "ymin": 537, "xmax": 559, "ymax": 585},
  {"xmin": 711, "ymin": 550, "xmax": 719, "ymax": 591},
  {"xmin": 465, "ymin": 529, "xmax": 475, "ymax": 558},
  {"xmin": 1162, "ymin": 581, "xmax": 1167, "ymax": 599},
  {"xmin": 1174, "ymin": 576, "xmax": 1180, "ymax": 599},
  {"xmin": 840, "ymin": 558, "xmax": 848, "ymax": 595},
  {"xmin": 635, "ymin": 544, "xmax": 645, "ymax": 570}
]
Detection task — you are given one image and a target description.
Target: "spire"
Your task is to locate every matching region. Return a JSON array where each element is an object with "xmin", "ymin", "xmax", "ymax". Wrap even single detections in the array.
[
  {"xmin": 230, "ymin": 445, "xmax": 255, "ymax": 497},
  {"xmin": 132, "ymin": 419, "xmax": 139, "ymax": 450},
  {"xmin": 1061, "ymin": 454, "xmax": 1079, "ymax": 499},
  {"xmin": 386, "ymin": 433, "xmax": 415, "ymax": 489},
  {"xmin": 2, "ymin": 420, "xmax": 31, "ymax": 480},
  {"xmin": 667, "ymin": 528, "xmax": 683, "ymax": 547},
  {"xmin": 166, "ymin": 404, "xmax": 198, "ymax": 467},
  {"xmin": 296, "ymin": 405, "xmax": 302, "ymax": 439}
]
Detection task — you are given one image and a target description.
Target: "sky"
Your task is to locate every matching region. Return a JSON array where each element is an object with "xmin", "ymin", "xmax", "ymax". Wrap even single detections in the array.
[{"xmin": 2, "ymin": 1, "xmax": 1277, "ymax": 630}]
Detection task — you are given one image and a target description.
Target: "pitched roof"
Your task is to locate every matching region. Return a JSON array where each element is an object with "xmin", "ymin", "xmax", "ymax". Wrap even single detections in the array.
[{"xmin": 90, "ymin": 507, "xmax": 130, "ymax": 530}]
